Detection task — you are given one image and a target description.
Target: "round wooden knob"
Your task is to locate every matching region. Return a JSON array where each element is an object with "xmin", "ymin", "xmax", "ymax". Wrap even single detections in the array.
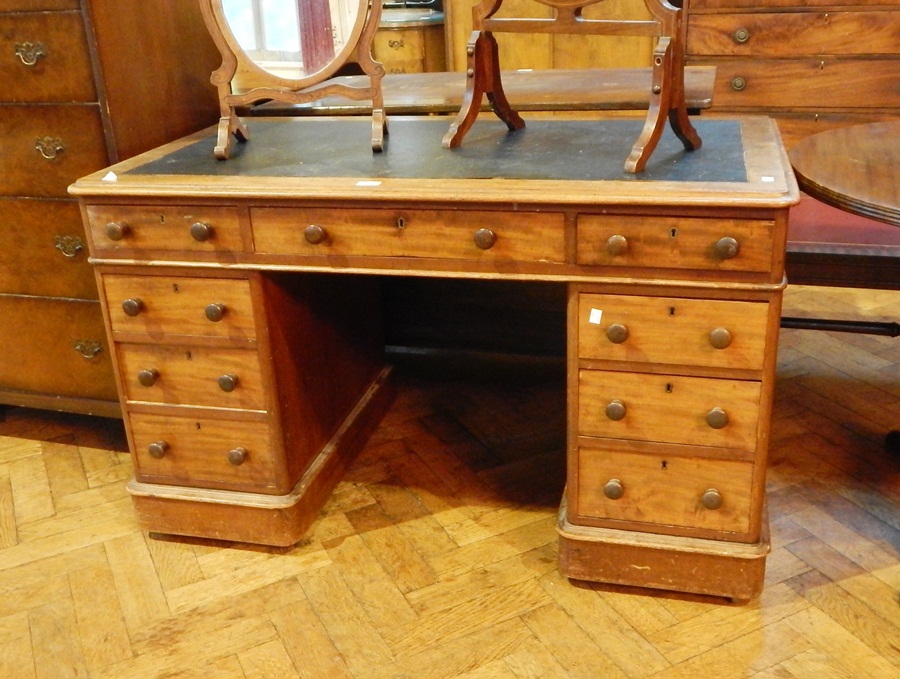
[
  {"xmin": 606, "ymin": 323, "xmax": 629, "ymax": 344},
  {"xmin": 701, "ymin": 488, "xmax": 723, "ymax": 510},
  {"xmin": 605, "ymin": 234, "xmax": 628, "ymax": 256},
  {"xmin": 148, "ymin": 441, "xmax": 169, "ymax": 459},
  {"xmin": 304, "ymin": 224, "xmax": 327, "ymax": 244},
  {"xmin": 227, "ymin": 447, "xmax": 247, "ymax": 466},
  {"xmin": 218, "ymin": 374, "xmax": 238, "ymax": 392},
  {"xmin": 137, "ymin": 368, "xmax": 159, "ymax": 387},
  {"xmin": 730, "ymin": 76, "xmax": 747, "ymax": 92},
  {"xmin": 733, "ymin": 27, "xmax": 750, "ymax": 44},
  {"xmin": 190, "ymin": 222, "xmax": 213, "ymax": 242},
  {"xmin": 709, "ymin": 327, "xmax": 733, "ymax": 349},
  {"xmin": 707, "ymin": 407, "xmax": 729, "ymax": 429},
  {"xmin": 121, "ymin": 298, "xmax": 144, "ymax": 316},
  {"xmin": 605, "ymin": 399, "xmax": 626, "ymax": 421},
  {"xmin": 473, "ymin": 228, "xmax": 496, "ymax": 250},
  {"xmin": 105, "ymin": 221, "xmax": 129, "ymax": 241},
  {"xmin": 603, "ymin": 478, "xmax": 625, "ymax": 500},
  {"xmin": 714, "ymin": 236, "xmax": 741, "ymax": 260},
  {"xmin": 205, "ymin": 303, "xmax": 227, "ymax": 322}
]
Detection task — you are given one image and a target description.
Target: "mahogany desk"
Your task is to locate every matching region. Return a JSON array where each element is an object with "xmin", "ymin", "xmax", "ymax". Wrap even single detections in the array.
[{"xmin": 71, "ymin": 116, "xmax": 798, "ymax": 600}]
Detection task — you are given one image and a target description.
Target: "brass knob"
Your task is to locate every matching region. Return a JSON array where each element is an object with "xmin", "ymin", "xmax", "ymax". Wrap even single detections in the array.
[
  {"xmin": 474, "ymin": 228, "xmax": 496, "ymax": 250},
  {"xmin": 227, "ymin": 447, "xmax": 247, "ymax": 466},
  {"xmin": 603, "ymin": 478, "xmax": 625, "ymax": 500},
  {"xmin": 218, "ymin": 374, "xmax": 238, "ymax": 392},
  {"xmin": 714, "ymin": 236, "xmax": 740, "ymax": 260},
  {"xmin": 137, "ymin": 368, "xmax": 159, "ymax": 387},
  {"xmin": 605, "ymin": 234, "xmax": 628, "ymax": 257},
  {"xmin": 730, "ymin": 76, "xmax": 747, "ymax": 92},
  {"xmin": 709, "ymin": 327, "xmax": 732, "ymax": 349},
  {"xmin": 105, "ymin": 221, "xmax": 129, "ymax": 241},
  {"xmin": 148, "ymin": 441, "xmax": 169, "ymax": 459},
  {"xmin": 707, "ymin": 407, "xmax": 729, "ymax": 429},
  {"xmin": 304, "ymin": 224, "xmax": 327, "ymax": 244},
  {"xmin": 606, "ymin": 323, "xmax": 629, "ymax": 344},
  {"xmin": 205, "ymin": 303, "xmax": 227, "ymax": 322},
  {"xmin": 701, "ymin": 488, "xmax": 723, "ymax": 510},
  {"xmin": 190, "ymin": 222, "xmax": 213, "ymax": 242},
  {"xmin": 121, "ymin": 298, "xmax": 144, "ymax": 316},
  {"xmin": 605, "ymin": 399, "xmax": 626, "ymax": 421},
  {"xmin": 733, "ymin": 27, "xmax": 750, "ymax": 44}
]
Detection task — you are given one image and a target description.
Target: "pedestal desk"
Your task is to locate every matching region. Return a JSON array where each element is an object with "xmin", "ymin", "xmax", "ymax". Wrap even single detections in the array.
[{"xmin": 70, "ymin": 116, "xmax": 798, "ymax": 601}]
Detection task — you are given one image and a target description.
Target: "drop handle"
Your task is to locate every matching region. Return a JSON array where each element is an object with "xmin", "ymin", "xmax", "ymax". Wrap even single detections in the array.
[
  {"xmin": 605, "ymin": 234, "xmax": 628, "ymax": 256},
  {"xmin": 709, "ymin": 327, "xmax": 732, "ymax": 349},
  {"xmin": 706, "ymin": 407, "xmax": 729, "ymax": 429},
  {"xmin": 714, "ymin": 236, "xmax": 740, "ymax": 260},
  {"xmin": 105, "ymin": 221, "xmax": 130, "ymax": 241},
  {"xmin": 15, "ymin": 41, "xmax": 46, "ymax": 66},
  {"xmin": 603, "ymin": 478, "xmax": 625, "ymax": 500},
  {"xmin": 304, "ymin": 224, "xmax": 327, "ymax": 244},
  {"xmin": 148, "ymin": 441, "xmax": 169, "ymax": 459},
  {"xmin": 190, "ymin": 222, "xmax": 213, "ymax": 242},
  {"xmin": 473, "ymin": 228, "xmax": 496, "ymax": 250},
  {"xmin": 227, "ymin": 447, "xmax": 247, "ymax": 466},
  {"xmin": 121, "ymin": 298, "xmax": 144, "ymax": 317},
  {"xmin": 605, "ymin": 399, "xmax": 627, "ymax": 421},
  {"xmin": 701, "ymin": 488, "xmax": 723, "ymax": 510},
  {"xmin": 205, "ymin": 303, "xmax": 227, "ymax": 322},
  {"xmin": 137, "ymin": 368, "xmax": 159, "ymax": 387},
  {"xmin": 218, "ymin": 374, "xmax": 239, "ymax": 392},
  {"xmin": 606, "ymin": 323, "xmax": 629, "ymax": 344}
]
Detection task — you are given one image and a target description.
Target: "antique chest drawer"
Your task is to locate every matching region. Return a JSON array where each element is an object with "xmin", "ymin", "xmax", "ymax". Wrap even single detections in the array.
[
  {"xmin": 577, "ymin": 293, "xmax": 769, "ymax": 370},
  {"xmin": 251, "ymin": 207, "xmax": 566, "ymax": 262},
  {"xmin": 0, "ymin": 199, "xmax": 95, "ymax": 299},
  {"xmin": 578, "ymin": 369, "xmax": 761, "ymax": 450},
  {"xmin": 102, "ymin": 274, "xmax": 257, "ymax": 339},
  {"xmin": 576, "ymin": 214, "xmax": 775, "ymax": 272},
  {"xmin": 0, "ymin": 10, "xmax": 96, "ymax": 103},
  {"xmin": 87, "ymin": 205, "xmax": 244, "ymax": 253},
  {"xmin": 117, "ymin": 343, "xmax": 266, "ymax": 410},
  {"xmin": 0, "ymin": 294, "xmax": 116, "ymax": 400},
  {"xmin": 575, "ymin": 447, "xmax": 754, "ymax": 534},
  {"xmin": 128, "ymin": 412, "xmax": 278, "ymax": 492},
  {"xmin": 0, "ymin": 104, "xmax": 107, "ymax": 198},
  {"xmin": 373, "ymin": 27, "xmax": 425, "ymax": 74},
  {"xmin": 686, "ymin": 11, "xmax": 900, "ymax": 57}
]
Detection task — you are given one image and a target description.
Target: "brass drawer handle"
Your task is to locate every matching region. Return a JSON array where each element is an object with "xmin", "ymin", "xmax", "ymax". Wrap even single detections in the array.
[
  {"xmin": 190, "ymin": 222, "xmax": 214, "ymax": 242},
  {"xmin": 205, "ymin": 303, "xmax": 227, "ymax": 322},
  {"xmin": 732, "ymin": 28, "xmax": 750, "ymax": 44},
  {"xmin": 714, "ymin": 236, "xmax": 740, "ymax": 260},
  {"xmin": 603, "ymin": 478, "xmax": 625, "ymax": 500},
  {"xmin": 709, "ymin": 327, "xmax": 732, "ymax": 350},
  {"xmin": 605, "ymin": 399, "xmax": 627, "ymax": 421},
  {"xmin": 35, "ymin": 136, "xmax": 65, "ymax": 160},
  {"xmin": 730, "ymin": 76, "xmax": 747, "ymax": 92},
  {"xmin": 74, "ymin": 339, "xmax": 102, "ymax": 360},
  {"xmin": 605, "ymin": 234, "xmax": 628, "ymax": 257},
  {"xmin": 15, "ymin": 41, "xmax": 46, "ymax": 66},
  {"xmin": 304, "ymin": 224, "xmax": 327, "ymax": 244},
  {"xmin": 121, "ymin": 298, "xmax": 144, "ymax": 316},
  {"xmin": 54, "ymin": 235, "xmax": 84, "ymax": 258},
  {"xmin": 388, "ymin": 38, "xmax": 405, "ymax": 50},
  {"xmin": 706, "ymin": 407, "xmax": 729, "ymax": 429},
  {"xmin": 137, "ymin": 368, "xmax": 159, "ymax": 387},
  {"xmin": 701, "ymin": 488, "xmax": 723, "ymax": 510},
  {"xmin": 227, "ymin": 447, "xmax": 247, "ymax": 466},
  {"xmin": 218, "ymin": 374, "xmax": 239, "ymax": 392},
  {"xmin": 105, "ymin": 221, "xmax": 130, "ymax": 241},
  {"xmin": 148, "ymin": 441, "xmax": 169, "ymax": 459},
  {"xmin": 606, "ymin": 323, "xmax": 629, "ymax": 344},
  {"xmin": 473, "ymin": 228, "xmax": 496, "ymax": 250}
]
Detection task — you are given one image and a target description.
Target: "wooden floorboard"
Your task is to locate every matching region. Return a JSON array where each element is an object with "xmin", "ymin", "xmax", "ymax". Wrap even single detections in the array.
[{"xmin": 0, "ymin": 285, "xmax": 897, "ymax": 678}]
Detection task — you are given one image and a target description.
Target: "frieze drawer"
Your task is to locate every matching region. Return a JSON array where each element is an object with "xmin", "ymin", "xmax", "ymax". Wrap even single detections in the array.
[
  {"xmin": 117, "ymin": 343, "xmax": 266, "ymax": 411},
  {"xmin": 251, "ymin": 207, "xmax": 566, "ymax": 262},
  {"xmin": 578, "ymin": 369, "xmax": 761, "ymax": 451},
  {"xmin": 87, "ymin": 205, "xmax": 244, "ymax": 253},
  {"xmin": 577, "ymin": 293, "xmax": 770, "ymax": 370},
  {"xmin": 576, "ymin": 214, "xmax": 776, "ymax": 273}
]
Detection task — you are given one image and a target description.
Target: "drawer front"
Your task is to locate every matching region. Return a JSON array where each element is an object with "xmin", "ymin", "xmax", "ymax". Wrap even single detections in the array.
[
  {"xmin": 87, "ymin": 205, "xmax": 244, "ymax": 253},
  {"xmin": 687, "ymin": 12, "xmax": 900, "ymax": 58},
  {"xmin": 252, "ymin": 207, "xmax": 566, "ymax": 262},
  {"xmin": 0, "ymin": 2, "xmax": 80, "ymax": 10},
  {"xmin": 374, "ymin": 28, "xmax": 425, "ymax": 61},
  {"xmin": 707, "ymin": 59, "xmax": 900, "ymax": 110},
  {"xmin": 0, "ymin": 199, "xmax": 96, "ymax": 299},
  {"xmin": 577, "ymin": 293, "xmax": 769, "ymax": 370},
  {"xmin": 128, "ymin": 412, "xmax": 278, "ymax": 492},
  {"xmin": 579, "ymin": 370, "xmax": 761, "ymax": 450},
  {"xmin": 102, "ymin": 274, "xmax": 257, "ymax": 339},
  {"xmin": 577, "ymin": 214, "xmax": 775, "ymax": 273},
  {"xmin": 0, "ymin": 104, "xmax": 107, "ymax": 198},
  {"xmin": 117, "ymin": 343, "xmax": 266, "ymax": 410},
  {"xmin": 0, "ymin": 294, "xmax": 117, "ymax": 400},
  {"xmin": 0, "ymin": 11, "xmax": 96, "ymax": 103},
  {"xmin": 575, "ymin": 447, "xmax": 753, "ymax": 533}
]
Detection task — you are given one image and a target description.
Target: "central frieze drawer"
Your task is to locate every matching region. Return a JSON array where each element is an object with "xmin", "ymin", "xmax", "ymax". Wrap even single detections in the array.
[
  {"xmin": 129, "ymin": 412, "xmax": 278, "ymax": 493},
  {"xmin": 577, "ymin": 214, "xmax": 775, "ymax": 272},
  {"xmin": 575, "ymin": 447, "xmax": 754, "ymax": 534},
  {"xmin": 117, "ymin": 343, "xmax": 266, "ymax": 410},
  {"xmin": 251, "ymin": 207, "xmax": 566, "ymax": 261},
  {"xmin": 87, "ymin": 205, "xmax": 244, "ymax": 253},
  {"xmin": 578, "ymin": 293, "xmax": 769, "ymax": 370},
  {"xmin": 102, "ymin": 274, "xmax": 256, "ymax": 340},
  {"xmin": 579, "ymin": 370, "xmax": 761, "ymax": 450}
]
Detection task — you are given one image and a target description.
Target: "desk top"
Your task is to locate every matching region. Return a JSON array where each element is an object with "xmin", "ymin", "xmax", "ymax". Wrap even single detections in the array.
[
  {"xmin": 789, "ymin": 121, "xmax": 900, "ymax": 227},
  {"xmin": 71, "ymin": 116, "xmax": 797, "ymax": 210}
]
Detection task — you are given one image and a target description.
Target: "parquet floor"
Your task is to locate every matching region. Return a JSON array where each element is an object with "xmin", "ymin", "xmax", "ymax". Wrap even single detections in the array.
[{"xmin": 1, "ymin": 285, "xmax": 898, "ymax": 678}]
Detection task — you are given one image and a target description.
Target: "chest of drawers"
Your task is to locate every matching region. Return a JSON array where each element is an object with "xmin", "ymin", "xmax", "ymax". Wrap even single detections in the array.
[
  {"xmin": 72, "ymin": 116, "xmax": 797, "ymax": 600},
  {"xmin": 0, "ymin": 0, "xmax": 219, "ymax": 416}
]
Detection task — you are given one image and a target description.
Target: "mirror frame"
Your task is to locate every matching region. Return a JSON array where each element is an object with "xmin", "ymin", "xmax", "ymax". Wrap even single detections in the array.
[{"xmin": 199, "ymin": 0, "xmax": 387, "ymax": 159}]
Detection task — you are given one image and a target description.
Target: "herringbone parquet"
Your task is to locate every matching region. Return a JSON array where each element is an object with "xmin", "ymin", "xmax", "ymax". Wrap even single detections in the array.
[{"xmin": 0, "ymin": 285, "xmax": 898, "ymax": 678}]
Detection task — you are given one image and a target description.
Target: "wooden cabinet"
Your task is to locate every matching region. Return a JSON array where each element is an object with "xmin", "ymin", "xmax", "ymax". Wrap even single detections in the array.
[
  {"xmin": 375, "ymin": 10, "xmax": 447, "ymax": 73},
  {"xmin": 0, "ymin": 0, "xmax": 220, "ymax": 416},
  {"xmin": 685, "ymin": 0, "xmax": 900, "ymax": 147}
]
